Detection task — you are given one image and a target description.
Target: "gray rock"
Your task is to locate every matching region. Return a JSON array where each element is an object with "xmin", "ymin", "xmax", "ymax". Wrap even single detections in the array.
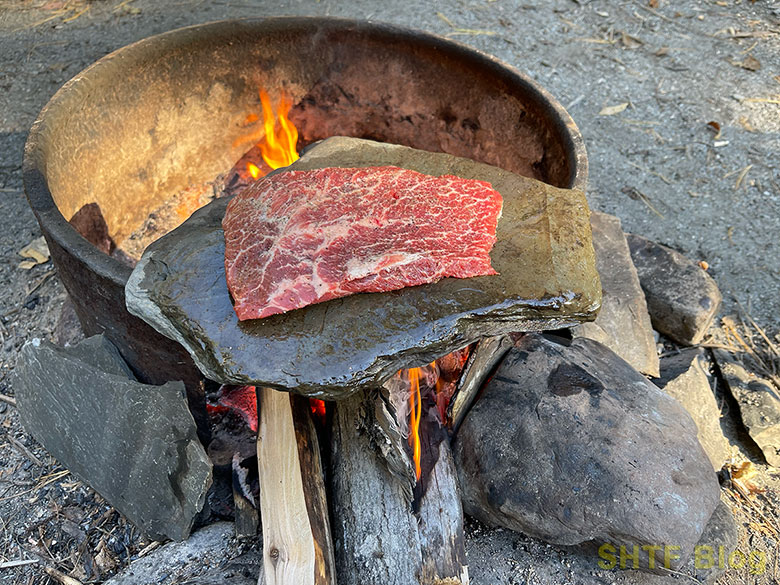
[
  {"xmin": 626, "ymin": 234, "xmax": 721, "ymax": 345},
  {"xmin": 572, "ymin": 212, "xmax": 658, "ymax": 376},
  {"xmin": 181, "ymin": 553, "xmax": 262, "ymax": 585},
  {"xmin": 655, "ymin": 349, "xmax": 731, "ymax": 471},
  {"xmin": 713, "ymin": 350, "xmax": 780, "ymax": 467},
  {"xmin": 126, "ymin": 137, "xmax": 600, "ymax": 397},
  {"xmin": 13, "ymin": 336, "xmax": 212, "ymax": 541},
  {"xmin": 63, "ymin": 333, "xmax": 137, "ymax": 379},
  {"xmin": 686, "ymin": 498, "xmax": 737, "ymax": 583},
  {"xmin": 454, "ymin": 334, "xmax": 720, "ymax": 571},
  {"xmin": 103, "ymin": 523, "xmax": 242, "ymax": 585}
]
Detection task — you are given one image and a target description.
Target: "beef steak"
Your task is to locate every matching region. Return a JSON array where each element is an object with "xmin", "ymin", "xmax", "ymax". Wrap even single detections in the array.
[{"xmin": 223, "ymin": 166, "xmax": 502, "ymax": 320}]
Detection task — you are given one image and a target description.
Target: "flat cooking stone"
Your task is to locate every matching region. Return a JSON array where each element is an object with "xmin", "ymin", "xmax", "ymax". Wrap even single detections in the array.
[
  {"xmin": 626, "ymin": 234, "xmax": 721, "ymax": 345},
  {"xmin": 126, "ymin": 137, "xmax": 600, "ymax": 396},
  {"xmin": 13, "ymin": 336, "xmax": 212, "ymax": 541},
  {"xmin": 655, "ymin": 349, "xmax": 731, "ymax": 471},
  {"xmin": 713, "ymin": 349, "xmax": 780, "ymax": 467},
  {"xmin": 454, "ymin": 334, "xmax": 720, "ymax": 571},
  {"xmin": 572, "ymin": 212, "xmax": 658, "ymax": 376}
]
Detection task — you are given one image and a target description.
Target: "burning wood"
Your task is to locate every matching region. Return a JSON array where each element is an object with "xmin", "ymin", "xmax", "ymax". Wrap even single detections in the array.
[{"xmin": 329, "ymin": 388, "xmax": 468, "ymax": 585}]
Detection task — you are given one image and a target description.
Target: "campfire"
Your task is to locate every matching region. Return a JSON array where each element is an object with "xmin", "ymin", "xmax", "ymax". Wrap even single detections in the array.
[{"xmin": 17, "ymin": 17, "xmax": 731, "ymax": 585}]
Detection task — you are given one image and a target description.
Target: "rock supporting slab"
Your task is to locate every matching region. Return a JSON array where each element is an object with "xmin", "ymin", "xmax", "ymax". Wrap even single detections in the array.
[
  {"xmin": 572, "ymin": 212, "xmax": 658, "ymax": 376},
  {"xmin": 126, "ymin": 137, "xmax": 600, "ymax": 396},
  {"xmin": 626, "ymin": 234, "xmax": 721, "ymax": 345},
  {"xmin": 655, "ymin": 349, "xmax": 731, "ymax": 471},
  {"xmin": 713, "ymin": 350, "xmax": 780, "ymax": 467},
  {"xmin": 454, "ymin": 334, "xmax": 720, "ymax": 570},
  {"xmin": 13, "ymin": 335, "xmax": 212, "ymax": 541}
]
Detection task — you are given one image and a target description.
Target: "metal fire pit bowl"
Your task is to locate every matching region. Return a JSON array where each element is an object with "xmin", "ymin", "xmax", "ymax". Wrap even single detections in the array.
[{"xmin": 23, "ymin": 17, "xmax": 587, "ymax": 393}]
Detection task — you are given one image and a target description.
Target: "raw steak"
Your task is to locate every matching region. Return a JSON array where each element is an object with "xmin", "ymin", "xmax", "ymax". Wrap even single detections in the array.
[{"xmin": 223, "ymin": 166, "xmax": 502, "ymax": 320}]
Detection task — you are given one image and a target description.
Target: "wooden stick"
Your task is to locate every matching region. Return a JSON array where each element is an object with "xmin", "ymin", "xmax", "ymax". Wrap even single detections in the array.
[
  {"xmin": 417, "ymin": 424, "xmax": 469, "ymax": 584},
  {"xmin": 232, "ymin": 454, "xmax": 259, "ymax": 540},
  {"xmin": 256, "ymin": 387, "xmax": 335, "ymax": 585},
  {"xmin": 43, "ymin": 567, "xmax": 83, "ymax": 585},
  {"xmin": 448, "ymin": 335, "xmax": 513, "ymax": 435},
  {"xmin": 330, "ymin": 390, "xmax": 422, "ymax": 585}
]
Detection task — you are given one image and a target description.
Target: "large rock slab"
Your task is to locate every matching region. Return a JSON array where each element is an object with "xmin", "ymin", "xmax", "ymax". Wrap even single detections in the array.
[
  {"xmin": 454, "ymin": 334, "xmax": 720, "ymax": 570},
  {"xmin": 126, "ymin": 137, "xmax": 600, "ymax": 396},
  {"xmin": 655, "ymin": 349, "xmax": 731, "ymax": 471},
  {"xmin": 13, "ymin": 335, "xmax": 212, "ymax": 541},
  {"xmin": 572, "ymin": 212, "xmax": 658, "ymax": 376},
  {"xmin": 713, "ymin": 350, "xmax": 780, "ymax": 467},
  {"xmin": 626, "ymin": 234, "xmax": 721, "ymax": 345}
]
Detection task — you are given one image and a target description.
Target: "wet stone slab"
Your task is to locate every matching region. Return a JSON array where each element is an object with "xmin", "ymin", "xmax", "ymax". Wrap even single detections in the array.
[
  {"xmin": 126, "ymin": 137, "xmax": 600, "ymax": 397},
  {"xmin": 13, "ymin": 335, "xmax": 212, "ymax": 541}
]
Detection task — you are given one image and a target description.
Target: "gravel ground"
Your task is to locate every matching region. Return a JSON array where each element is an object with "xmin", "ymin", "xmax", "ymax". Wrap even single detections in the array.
[{"xmin": 0, "ymin": 1, "xmax": 778, "ymax": 584}]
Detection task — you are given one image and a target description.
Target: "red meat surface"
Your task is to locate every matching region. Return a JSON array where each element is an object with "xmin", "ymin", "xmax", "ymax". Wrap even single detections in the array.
[{"xmin": 223, "ymin": 166, "xmax": 502, "ymax": 320}]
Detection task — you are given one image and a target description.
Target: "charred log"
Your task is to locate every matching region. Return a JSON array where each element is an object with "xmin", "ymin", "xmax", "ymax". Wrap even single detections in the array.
[
  {"xmin": 329, "ymin": 389, "xmax": 468, "ymax": 585},
  {"xmin": 448, "ymin": 335, "xmax": 514, "ymax": 435}
]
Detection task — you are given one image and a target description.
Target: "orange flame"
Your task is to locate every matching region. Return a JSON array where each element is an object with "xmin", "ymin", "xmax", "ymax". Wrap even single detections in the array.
[
  {"xmin": 239, "ymin": 89, "xmax": 300, "ymax": 179},
  {"xmin": 408, "ymin": 367, "xmax": 423, "ymax": 480},
  {"xmin": 402, "ymin": 349, "xmax": 472, "ymax": 483},
  {"xmin": 258, "ymin": 89, "xmax": 299, "ymax": 170}
]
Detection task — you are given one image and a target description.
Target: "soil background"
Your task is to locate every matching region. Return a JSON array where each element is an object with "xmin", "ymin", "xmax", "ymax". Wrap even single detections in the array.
[{"xmin": 0, "ymin": 1, "xmax": 778, "ymax": 584}]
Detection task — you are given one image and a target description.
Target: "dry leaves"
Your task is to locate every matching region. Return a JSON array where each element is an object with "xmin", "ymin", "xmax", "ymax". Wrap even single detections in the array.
[
  {"xmin": 730, "ymin": 55, "xmax": 762, "ymax": 71},
  {"xmin": 598, "ymin": 102, "xmax": 629, "ymax": 116},
  {"xmin": 18, "ymin": 236, "xmax": 50, "ymax": 270},
  {"xmin": 620, "ymin": 32, "xmax": 643, "ymax": 49},
  {"xmin": 737, "ymin": 116, "xmax": 756, "ymax": 132}
]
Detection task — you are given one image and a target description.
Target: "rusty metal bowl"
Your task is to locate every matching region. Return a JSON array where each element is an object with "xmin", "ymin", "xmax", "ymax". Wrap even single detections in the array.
[{"xmin": 23, "ymin": 17, "xmax": 587, "ymax": 395}]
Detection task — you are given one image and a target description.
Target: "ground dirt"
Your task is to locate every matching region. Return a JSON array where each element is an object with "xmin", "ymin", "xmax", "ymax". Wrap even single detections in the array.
[{"xmin": 0, "ymin": 1, "xmax": 778, "ymax": 584}]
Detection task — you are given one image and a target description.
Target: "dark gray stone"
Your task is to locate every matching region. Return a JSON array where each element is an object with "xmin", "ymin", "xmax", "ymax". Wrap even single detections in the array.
[
  {"xmin": 454, "ymin": 334, "xmax": 720, "ymax": 571},
  {"xmin": 655, "ymin": 349, "xmax": 731, "ymax": 471},
  {"xmin": 713, "ymin": 350, "xmax": 780, "ymax": 467},
  {"xmin": 181, "ymin": 553, "xmax": 262, "ymax": 585},
  {"xmin": 572, "ymin": 212, "xmax": 658, "ymax": 376},
  {"xmin": 103, "ymin": 523, "xmax": 242, "ymax": 585},
  {"xmin": 626, "ymin": 234, "xmax": 721, "ymax": 345},
  {"xmin": 63, "ymin": 333, "xmax": 137, "ymax": 379},
  {"xmin": 13, "ymin": 336, "xmax": 212, "ymax": 541},
  {"xmin": 126, "ymin": 137, "xmax": 600, "ymax": 397},
  {"xmin": 685, "ymin": 498, "xmax": 738, "ymax": 583}
]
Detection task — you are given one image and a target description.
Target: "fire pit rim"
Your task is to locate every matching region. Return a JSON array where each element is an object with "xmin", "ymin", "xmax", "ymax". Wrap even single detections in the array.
[{"xmin": 22, "ymin": 15, "xmax": 587, "ymax": 293}]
